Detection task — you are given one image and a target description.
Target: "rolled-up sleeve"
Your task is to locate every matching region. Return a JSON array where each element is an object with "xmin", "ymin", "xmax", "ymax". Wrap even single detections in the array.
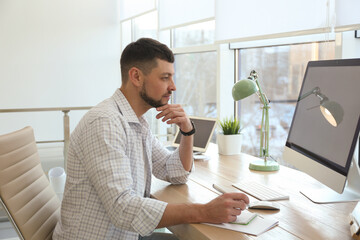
[
  {"xmin": 150, "ymin": 134, "xmax": 192, "ymax": 184},
  {"xmin": 131, "ymin": 198, "xmax": 167, "ymax": 236}
]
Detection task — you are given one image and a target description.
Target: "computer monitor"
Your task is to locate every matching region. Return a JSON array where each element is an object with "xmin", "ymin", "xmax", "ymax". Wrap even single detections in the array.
[{"xmin": 283, "ymin": 58, "xmax": 360, "ymax": 204}]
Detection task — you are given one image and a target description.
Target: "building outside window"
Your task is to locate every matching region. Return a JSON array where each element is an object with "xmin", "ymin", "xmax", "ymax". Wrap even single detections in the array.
[
  {"xmin": 173, "ymin": 51, "xmax": 217, "ymax": 118},
  {"xmin": 172, "ymin": 20, "xmax": 215, "ymax": 48},
  {"xmin": 172, "ymin": 20, "xmax": 217, "ymax": 118},
  {"xmin": 171, "ymin": 20, "xmax": 217, "ymax": 142}
]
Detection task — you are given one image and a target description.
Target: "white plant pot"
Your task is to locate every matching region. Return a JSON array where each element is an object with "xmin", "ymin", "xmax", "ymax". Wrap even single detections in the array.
[{"xmin": 217, "ymin": 133, "xmax": 242, "ymax": 155}]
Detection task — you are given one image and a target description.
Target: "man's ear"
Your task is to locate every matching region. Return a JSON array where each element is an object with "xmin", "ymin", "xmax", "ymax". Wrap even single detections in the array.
[{"xmin": 128, "ymin": 67, "xmax": 143, "ymax": 87}]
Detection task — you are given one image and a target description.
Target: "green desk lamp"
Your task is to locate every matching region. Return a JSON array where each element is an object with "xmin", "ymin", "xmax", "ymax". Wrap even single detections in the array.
[{"xmin": 232, "ymin": 70, "xmax": 279, "ymax": 171}]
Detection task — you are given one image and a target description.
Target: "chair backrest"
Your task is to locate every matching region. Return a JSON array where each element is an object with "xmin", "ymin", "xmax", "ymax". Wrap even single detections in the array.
[{"xmin": 0, "ymin": 126, "xmax": 60, "ymax": 240}]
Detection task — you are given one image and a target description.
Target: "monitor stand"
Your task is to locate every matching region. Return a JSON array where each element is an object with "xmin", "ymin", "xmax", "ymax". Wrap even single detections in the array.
[{"xmin": 301, "ymin": 138, "xmax": 360, "ymax": 204}]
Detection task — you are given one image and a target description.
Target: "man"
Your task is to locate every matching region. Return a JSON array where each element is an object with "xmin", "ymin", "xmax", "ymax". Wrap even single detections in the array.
[{"xmin": 53, "ymin": 38, "xmax": 249, "ymax": 240}]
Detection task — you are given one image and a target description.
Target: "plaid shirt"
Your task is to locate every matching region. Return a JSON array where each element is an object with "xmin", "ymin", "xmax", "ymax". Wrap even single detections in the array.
[{"xmin": 53, "ymin": 89, "xmax": 191, "ymax": 240}]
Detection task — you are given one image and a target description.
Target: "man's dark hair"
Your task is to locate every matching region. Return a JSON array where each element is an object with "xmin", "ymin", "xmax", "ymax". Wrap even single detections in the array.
[{"xmin": 120, "ymin": 38, "xmax": 174, "ymax": 83}]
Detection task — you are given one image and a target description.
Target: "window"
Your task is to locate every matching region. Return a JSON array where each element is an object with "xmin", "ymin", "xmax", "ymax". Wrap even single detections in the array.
[
  {"xmin": 237, "ymin": 41, "xmax": 335, "ymax": 164},
  {"xmin": 172, "ymin": 20, "xmax": 215, "ymax": 48},
  {"xmin": 121, "ymin": 20, "xmax": 132, "ymax": 51},
  {"xmin": 174, "ymin": 51, "xmax": 217, "ymax": 118},
  {"xmin": 133, "ymin": 11, "xmax": 158, "ymax": 41}
]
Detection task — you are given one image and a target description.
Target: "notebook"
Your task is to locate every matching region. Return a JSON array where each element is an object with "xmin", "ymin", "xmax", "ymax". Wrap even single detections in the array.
[
  {"xmin": 231, "ymin": 211, "xmax": 258, "ymax": 225},
  {"xmin": 204, "ymin": 214, "xmax": 279, "ymax": 236},
  {"xmin": 166, "ymin": 116, "xmax": 217, "ymax": 154}
]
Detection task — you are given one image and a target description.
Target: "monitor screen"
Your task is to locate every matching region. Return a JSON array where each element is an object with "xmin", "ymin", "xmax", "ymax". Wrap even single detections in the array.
[
  {"xmin": 284, "ymin": 58, "xmax": 360, "ymax": 203},
  {"xmin": 173, "ymin": 117, "xmax": 217, "ymax": 152},
  {"xmin": 286, "ymin": 59, "xmax": 360, "ymax": 176}
]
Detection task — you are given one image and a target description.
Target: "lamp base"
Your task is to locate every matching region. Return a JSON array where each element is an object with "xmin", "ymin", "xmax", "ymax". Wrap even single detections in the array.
[{"xmin": 249, "ymin": 159, "xmax": 279, "ymax": 171}]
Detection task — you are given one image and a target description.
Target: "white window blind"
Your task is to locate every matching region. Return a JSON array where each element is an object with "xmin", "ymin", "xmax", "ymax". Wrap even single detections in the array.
[
  {"xmin": 215, "ymin": 0, "xmax": 332, "ymax": 43},
  {"xmin": 158, "ymin": 0, "xmax": 215, "ymax": 30},
  {"xmin": 120, "ymin": 0, "xmax": 156, "ymax": 21},
  {"xmin": 335, "ymin": 0, "xmax": 360, "ymax": 32}
]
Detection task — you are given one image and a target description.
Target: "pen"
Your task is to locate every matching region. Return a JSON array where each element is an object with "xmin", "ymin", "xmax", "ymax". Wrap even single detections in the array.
[
  {"xmin": 212, "ymin": 183, "xmax": 228, "ymax": 194},
  {"xmin": 212, "ymin": 183, "xmax": 249, "ymax": 209}
]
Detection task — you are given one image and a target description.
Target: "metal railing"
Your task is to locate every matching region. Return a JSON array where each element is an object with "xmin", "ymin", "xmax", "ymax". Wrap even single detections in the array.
[
  {"xmin": 0, "ymin": 107, "xmax": 181, "ymax": 169},
  {"xmin": 0, "ymin": 107, "xmax": 93, "ymax": 168}
]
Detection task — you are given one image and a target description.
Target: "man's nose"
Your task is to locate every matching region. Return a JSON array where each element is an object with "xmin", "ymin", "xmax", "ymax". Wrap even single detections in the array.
[{"xmin": 169, "ymin": 78, "xmax": 176, "ymax": 91}]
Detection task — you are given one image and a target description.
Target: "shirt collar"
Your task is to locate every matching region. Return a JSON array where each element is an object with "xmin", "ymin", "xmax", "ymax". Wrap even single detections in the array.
[{"xmin": 112, "ymin": 89, "xmax": 149, "ymax": 128}]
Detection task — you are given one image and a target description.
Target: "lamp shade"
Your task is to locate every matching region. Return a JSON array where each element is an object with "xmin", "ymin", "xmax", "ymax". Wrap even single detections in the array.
[
  {"xmin": 320, "ymin": 101, "xmax": 344, "ymax": 127},
  {"xmin": 232, "ymin": 79, "xmax": 258, "ymax": 101}
]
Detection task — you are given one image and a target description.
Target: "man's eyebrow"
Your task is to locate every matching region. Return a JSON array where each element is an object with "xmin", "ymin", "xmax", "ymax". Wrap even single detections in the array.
[{"xmin": 161, "ymin": 72, "xmax": 174, "ymax": 76}]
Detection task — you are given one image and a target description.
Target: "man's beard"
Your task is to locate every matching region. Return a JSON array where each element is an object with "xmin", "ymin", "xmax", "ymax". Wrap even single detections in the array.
[{"xmin": 140, "ymin": 84, "xmax": 171, "ymax": 108}]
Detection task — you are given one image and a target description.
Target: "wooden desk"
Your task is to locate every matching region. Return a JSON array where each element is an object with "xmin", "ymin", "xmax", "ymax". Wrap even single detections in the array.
[{"xmin": 151, "ymin": 144, "xmax": 356, "ymax": 240}]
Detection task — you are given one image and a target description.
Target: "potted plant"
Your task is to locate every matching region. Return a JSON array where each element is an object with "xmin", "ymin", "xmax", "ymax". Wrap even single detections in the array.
[{"xmin": 217, "ymin": 117, "xmax": 243, "ymax": 155}]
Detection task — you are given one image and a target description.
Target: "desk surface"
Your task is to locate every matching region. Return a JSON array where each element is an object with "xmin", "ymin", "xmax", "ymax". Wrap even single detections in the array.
[{"xmin": 151, "ymin": 144, "xmax": 356, "ymax": 240}]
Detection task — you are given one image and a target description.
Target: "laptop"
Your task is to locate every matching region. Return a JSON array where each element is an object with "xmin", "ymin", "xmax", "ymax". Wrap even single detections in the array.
[{"xmin": 166, "ymin": 116, "xmax": 217, "ymax": 154}]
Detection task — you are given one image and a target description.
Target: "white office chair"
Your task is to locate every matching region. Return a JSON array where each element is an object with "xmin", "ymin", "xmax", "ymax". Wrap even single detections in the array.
[{"xmin": 0, "ymin": 126, "xmax": 60, "ymax": 240}]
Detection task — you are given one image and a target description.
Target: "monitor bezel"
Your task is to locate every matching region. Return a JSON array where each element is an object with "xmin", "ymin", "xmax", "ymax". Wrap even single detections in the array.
[{"xmin": 285, "ymin": 58, "xmax": 360, "ymax": 177}]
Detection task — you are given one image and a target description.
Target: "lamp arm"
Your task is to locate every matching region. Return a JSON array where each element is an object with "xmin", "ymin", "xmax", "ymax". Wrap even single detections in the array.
[
  {"xmin": 249, "ymin": 70, "xmax": 269, "ymax": 106},
  {"xmin": 298, "ymin": 86, "xmax": 320, "ymax": 101},
  {"xmin": 314, "ymin": 92, "xmax": 328, "ymax": 103},
  {"xmin": 298, "ymin": 86, "xmax": 329, "ymax": 104},
  {"xmin": 249, "ymin": 70, "xmax": 270, "ymax": 159}
]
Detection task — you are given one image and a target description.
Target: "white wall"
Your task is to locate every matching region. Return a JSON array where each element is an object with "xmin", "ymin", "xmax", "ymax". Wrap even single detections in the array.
[{"xmin": 0, "ymin": 0, "xmax": 121, "ymax": 141}]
